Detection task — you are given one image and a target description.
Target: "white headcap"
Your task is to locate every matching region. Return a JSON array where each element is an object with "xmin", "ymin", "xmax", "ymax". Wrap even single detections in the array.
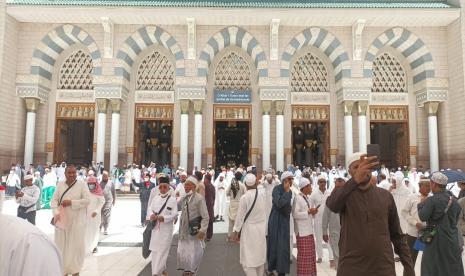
[
  {"xmin": 431, "ymin": 172, "xmax": 448, "ymax": 186},
  {"xmin": 394, "ymin": 171, "xmax": 405, "ymax": 184},
  {"xmin": 347, "ymin": 152, "xmax": 365, "ymax": 167},
  {"xmin": 244, "ymin": 173, "xmax": 257, "ymax": 187},
  {"xmin": 299, "ymin": 178, "xmax": 311, "ymax": 189},
  {"xmin": 280, "ymin": 171, "xmax": 294, "ymax": 182},
  {"xmin": 185, "ymin": 176, "xmax": 199, "ymax": 186},
  {"xmin": 246, "ymin": 166, "xmax": 253, "ymax": 173},
  {"xmin": 24, "ymin": 175, "xmax": 33, "ymax": 181},
  {"xmin": 317, "ymin": 175, "xmax": 327, "ymax": 181}
]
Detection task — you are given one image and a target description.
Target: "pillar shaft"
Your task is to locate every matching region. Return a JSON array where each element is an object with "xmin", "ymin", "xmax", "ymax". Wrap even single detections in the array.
[
  {"xmin": 179, "ymin": 100, "xmax": 190, "ymax": 170},
  {"xmin": 109, "ymin": 99, "xmax": 121, "ymax": 167},
  {"xmin": 262, "ymin": 101, "xmax": 272, "ymax": 171},
  {"xmin": 96, "ymin": 99, "xmax": 108, "ymax": 165},
  {"xmin": 193, "ymin": 100, "xmax": 203, "ymax": 170},
  {"xmin": 425, "ymin": 102, "xmax": 440, "ymax": 171},
  {"xmin": 275, "ymin": 100, "xmax": 285, "ymax": 172},
  {"xmin": 344, "ymin": 101, "xmax": 354, "ymax": 166},
  {"xmin": 23, "ymin": 98, "xmax": 40, "ymax": 167}
]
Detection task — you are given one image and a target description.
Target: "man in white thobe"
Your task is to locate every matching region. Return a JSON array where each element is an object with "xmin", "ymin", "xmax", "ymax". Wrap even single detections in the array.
[
  {"xmin": 378, "ymin": 173, "xmax": 391, "ymax": 190},
  {"xmin": 233, "ymin": 173, "xmax": 267, "ymax": 276},
  {"xmin": 51, "ymin": 165, "xmax": 90, "ymax": 276},
  {"xmin": 309, "ymin": 174, "xmax": 333, "ymax": 265},
  {"xmin": 147, "ymin": 181, "xmax": 178, "ymax": 276},
  {"xmin": 6, "ymin": 170, "xmax": 20, "ymax": 196},
  {"xmin": 0, "ymin": 214, "xmax": 63, "ymax": 276},
  {"xmin": 15, "ymin": 175, "xmax": 40, "ymax": 225},
  {"xmin": 214, "ymin": 173, "xmax": 227, "ymax": 221}
]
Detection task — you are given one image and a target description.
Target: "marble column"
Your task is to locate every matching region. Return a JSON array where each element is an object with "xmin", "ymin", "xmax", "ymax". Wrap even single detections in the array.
[
  {"xmin": 344, "ymin": 101, "xmax": 354, "ymax": 166},
  {"xmin": 357, "ymin": 101, "xmax": 368, "ymax": 153},
  {"xmin": 179, "ymin": 100, "xmax": 190, "ymax": 170},
  {"xmin": 275, "ymin": 100, "xmax": 285, "ymax": 172},
  {"xmin": 193, "ymin": 100, "xmax": 203, "ymax": 170},
  {"xmin": 262, "ymin": 100, "xmax": 271, "ymax": 171},
  {"xmin": 425, "ymin": 102, "xmax": 440, "ymax": 172},
  {"xmin": 96, "ymin": 99, "xmax": 108, "ymax": 165},
  {"xmin": 23, "ymin": 98, "xmax": 40, "ymax": 167},
  {"xmin": 109, "ymin": 99, "xmax": 121, "ymax": 167}
]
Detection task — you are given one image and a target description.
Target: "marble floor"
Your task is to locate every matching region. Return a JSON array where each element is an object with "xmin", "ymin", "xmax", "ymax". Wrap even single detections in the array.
[{"xmin": 0, "ymin": 196, "xmax": 448, "ymax": 275}]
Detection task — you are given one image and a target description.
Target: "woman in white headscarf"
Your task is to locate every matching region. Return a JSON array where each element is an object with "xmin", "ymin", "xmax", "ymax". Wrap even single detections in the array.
[{"xmin": 390, "ymin": 171, "xmax": 412, "ymax": 233}]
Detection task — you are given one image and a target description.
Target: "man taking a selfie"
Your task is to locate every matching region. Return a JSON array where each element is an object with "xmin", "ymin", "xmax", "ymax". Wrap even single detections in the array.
[{"xmin": 326, "ymin": 153, "xmax": 414, "ymax": 276}]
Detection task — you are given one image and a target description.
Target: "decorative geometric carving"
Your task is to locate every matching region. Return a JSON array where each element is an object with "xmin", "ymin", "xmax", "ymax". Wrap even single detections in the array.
[
  {"xmin": 260, "ymin": 87, "xmax": 288, "ymax": 101},
  {"xmin": 370, "ymin": 92, "xmax": 409, "ymax": 105},
  {"xmin": 136, "ymin": 51, "xmax": 175, "ymax": 91},
  {"xmin": 291, "ymin": 53, "xmax": 329, "ymax": 93},
  {"xmin": 135, "ymin": 91, "xmax": 175, "ymax": 103},
  {"xmin": 45, "ymin": 142, "xmax": 54, "ymax": 153},
  {"xmin": 56, "ymin": 90, "xmax": 95, "ymax": 102},
  {"xmin": 291, "ymin": 92, "xmax": 329, "ymax": 105},
  {"xmin": 291, "ymin": 106, "xmax": 329, "ymax": 121},
  {"xmin": 94, "ymin": 85, "xmax": 129, "ymax": 101},
  {"xmin": 135, "ymin": 104, "xmax": 174, "ymax": 120},
  {"xmin": 214, "ymin": 52, "xmax": 251, "ymax": 91},
  {"xmin": 187, "ymin": 18, "xmax": 196, "ymax": 60},
  {"xmin": 58, "ymin": 50, "xmax": 94, "ymax": 90},
  {"xmin": 177, "ymin": 87, "xmax": 206, "ymax": 100},
  {"xmin": 16, "ymin": 83, "xmax": 49, "ymax": 103},
  {"xmin": 270, "ymin": 19, "xmax": 280, "ymax": 61},
  {"xmin": 56, "ymin": 103, "xmax": 95, "ymax": 119},
  {"xmin": 372, "ymin": 53, "xmax": 406, "ymax": 93},
  {"xmin": 369, "ymin": 106, "xmax": 408, "ymax": 121},
  {"xmin": 25, "ymin": 98, "xmax": 40, "ymax": 113},
  {"xmin": 214, "ymin": 106, "xmax": 251, "ymax": 121},
  {"xmin": 415, "ymin": 87, "xmax": 448, "ymax": 107}
]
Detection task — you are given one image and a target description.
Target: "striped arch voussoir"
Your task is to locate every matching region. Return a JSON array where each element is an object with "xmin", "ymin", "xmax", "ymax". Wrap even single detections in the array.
[
  {"xmin": 363, "ymin": 27, "xmax": 435, "ymax": 84},
  {"xmin": 115, "ymin": 26, "xmax": 185, "ymax": 81},
  {"xmin": 280, "ymin": 27, "xmax": 351, "ymax": 83},
  {"xmin": 197, "ymin": 26, "xmax": 268, "ymax": 78},
  {"xmin": 31, "ymin": 24, "xmax": 102, "ymax": 81}
]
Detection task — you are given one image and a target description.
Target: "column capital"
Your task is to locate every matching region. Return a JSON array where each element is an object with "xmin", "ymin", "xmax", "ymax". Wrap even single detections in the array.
[
  {"xmin": 357, "ymin": 101, "xmax": 368, "ymax": 116},
  {"xmin": 343, "ymin": 101, "xmax": 354, "ymax": 116},
  {"xmin": 275, "ymin": 100, "xmax": 286, "ymax": 115},
  {"xmin": 193, "ymin": 99, "xmax": 204, "ymax": 114},
  {"xmin": 110, "ymin": 99, "xmax": 122, "ymax": 114},
  {"xmin": 16, "ymin": 74, "xmax": 50, "ymax": 103},
  {"xmin": 24, "ymin": 98, "xmax": 40, "ymax": 113},
  {"xmin": 96, "ymin": 98, "xmax": 109, "ymax": 113},
  {"xmin": 335, "ymin": 78, "xmax": 371, "ymax": 104},
  {"xmin": 261, "ymin": 100, "xmax": 272, "ymax": 115},
  {"xmin": 180, "ymin": 99, "xmax": 190, "ymax": 114},
  {"xmin": 424, "ymin": 101, "xmax": 440, "ymax": 117}
]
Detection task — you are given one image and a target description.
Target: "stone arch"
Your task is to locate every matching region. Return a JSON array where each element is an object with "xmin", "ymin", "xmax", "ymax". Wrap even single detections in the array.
[
  {"xmin": 198, "ymin": 26, "xmax": 268, "ymax": 78},
  {"xmin": 281, "ymin": 27, "xmax": 351, "ymax": 83},
  {"xmin": 363, "ymin": 27, "xmax": 435, "ymax": 85},
  {"xmin": 115, "ymin": 26, "xmax": 185, "ymax": 81},
  {"xmin": 31, "ymin": 24, "xmax": 102, "ymax": 81}
]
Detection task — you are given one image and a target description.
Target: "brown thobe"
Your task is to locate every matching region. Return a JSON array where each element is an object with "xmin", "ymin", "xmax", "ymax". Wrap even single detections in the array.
[
  {"xmin": 204, "ymin": 182, "xmax": 216, "ymax": 239},
  {"xmin": 326, "ymin": 179, "xmax": 415, "ymax": 276}
]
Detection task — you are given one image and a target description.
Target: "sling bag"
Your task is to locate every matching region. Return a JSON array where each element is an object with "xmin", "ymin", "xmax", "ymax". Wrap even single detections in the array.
[
  {"xmin": 238, "ymin": 188, "xmax": 259, "ymax": 238},
  {"xmin": 50, "ymin": 180, "xmax": 77, "ymax": 226},
  {"xmin": 186, "ymin": 194, "xmax": 203, "ymax": 236},
  {"xmin": 418, "ymin": 196, "xmax": 453, "ymax": 244}
]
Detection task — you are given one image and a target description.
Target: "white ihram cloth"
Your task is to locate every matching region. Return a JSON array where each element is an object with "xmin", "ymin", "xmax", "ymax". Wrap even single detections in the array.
[
  {"xmin": 233, "ymin": 187, "xmax": 267, "ymax": 273},
  {"xmin": 401, "ymin": 193, "xmax": 426, "ymax": 237},
  {"xmin": 147, "ymin": 194, "xmax": 178, "ymax": 275},
  {"xmin": 85, "ymin": 193, "xmax": 105, "ymax": 253},
  {"xmin": 0, "ymin": 214, "xmax": 63, "ymax": 276},
  {"xmin": 261, "ymin": 178, "xmax": 279, "ymax": 235},
  {"xmin": 309, "ymin": 188, "xmax": 333, "ymax": 260},
  {"xmin": 214, "ymin": 179, "xmax": 227, "ymax": 217},
  {"xmin": 226, "ymin": 181, "xmax": 247, "ymax": 221},
  {"xmin": 391, "ymin": 182, "xmax": 412, "ymax": 233},
  {"xmin": 51, "ymin": 180, "xmax": 90, "ymax": 275},
  {"xmin": 378, "ymin": 179, "xmax": 391, "ymax": 190}
]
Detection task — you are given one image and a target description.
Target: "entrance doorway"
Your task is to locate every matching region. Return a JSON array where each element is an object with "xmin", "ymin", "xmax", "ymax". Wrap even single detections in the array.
[
  {"xmin": 291, "ymin": 106, "xmax": 330, "ymax": 168},
  {"xmin": 370, "ymin": 123, "xmax": 409, "ymax": 168},
  {"xmin": 134, "ymin": 120, "xmax": 172, "ymax": 167},
  {"xmin": 215, "ymin": 121, "xmax": 250, "ymax": 168},
  {"xmin": 54, "ymin": 119, "xmax": 94, "ymax": 165}
]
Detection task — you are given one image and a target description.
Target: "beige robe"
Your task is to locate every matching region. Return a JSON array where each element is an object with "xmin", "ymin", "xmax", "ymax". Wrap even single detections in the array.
[{"xmin": 51, "ymin": 180, "xmax": 90, "ymax": 274}]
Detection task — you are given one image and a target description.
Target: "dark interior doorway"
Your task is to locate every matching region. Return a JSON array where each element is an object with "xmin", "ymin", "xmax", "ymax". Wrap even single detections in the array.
[
  {"xmin": 54, "ymin": 119, "xmax": 94, "ymax": 165},
  {"xmin": 292, "ymin": 122, "xmax": 329, "ymax": 168},
  {"xmin": 215, "ymin": 121, "xmax": 249, "ymax": 168},
  {"xmin": 370, "ymin": 122, "xmax": 409, "ymax": 168},
  {"xmin": 134, "ymin": 120, "xmax": 172, "ymax": 167}
]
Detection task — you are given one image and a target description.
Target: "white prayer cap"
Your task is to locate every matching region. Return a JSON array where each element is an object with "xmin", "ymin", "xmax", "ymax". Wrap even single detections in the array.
[
  {"xmin": 246, "ymin": 166, "xmax": 253, "ymax": 173},
  {"xmin": 280, "ymin": 171, "xmax": 294, "ymax": 182},
  {"xmin": 244, "ymin": 173, "xmax": 257, "ymax": 187},
  {"xmin": 431, "ymin": 172, "xmax": 448, "ymax": 186},
  {"xmin": 185, "ymin": 176, "xmax": 199, "ymax": 186},
  {"xmin": 317, "ymin": 175, "xmax": 327, "ymax": 181},
  {"xmin": 34, "ymin": 171, "xmax": 40, "ymax": 176},
  {"xmin": 299, "ymin": 178, "xmax": 311, "ymax": 189},
  {"xmin": 88, "ymin": 170, "xmax": 95, "ymax": 176},
  {"xmin": 24, "ymin": 175, "xmax": 33, "ymax": 181},
  {"xmin": 394, "ymin": 171, "xmax": 405, "ymax": 183},
  {"xmin": 347, "ymin": 152, "xmax": 365, "ymax": 167}
]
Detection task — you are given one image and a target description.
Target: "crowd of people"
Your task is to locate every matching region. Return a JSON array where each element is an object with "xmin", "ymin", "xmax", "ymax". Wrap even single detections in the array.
[{"xmin": 1, "ymin": 156, "xmax": 465, "ymax": 276}]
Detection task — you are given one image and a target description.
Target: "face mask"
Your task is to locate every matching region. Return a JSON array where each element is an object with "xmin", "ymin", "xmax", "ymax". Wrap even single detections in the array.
[{"xmin": 88, "ymin": 184, "xmax": 96, "ymax": 190}]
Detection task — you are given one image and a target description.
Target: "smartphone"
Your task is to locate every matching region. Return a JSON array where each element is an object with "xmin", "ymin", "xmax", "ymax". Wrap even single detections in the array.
[
  {"xmin": 366, "ymin": 144, "xmax": 381, "ymax": 171},
  {"xmin": 316, "ymin": 204, "xmax": 321, "ymax": 209}
]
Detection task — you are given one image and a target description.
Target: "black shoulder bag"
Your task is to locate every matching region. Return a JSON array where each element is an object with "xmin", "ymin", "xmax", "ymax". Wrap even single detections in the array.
[
  {"xmin": 50, "ymin": 180, "xmax": 77, "ymax": 226},
  {"xmin": 419, "ymin": 196, "xmax": 453, "ymax": 244},
  {"xmin": 238, "ymin": 189, "xmax": 259, "ymax": 238},
  {"xmin": 142, "ymin": 195, "xmax": 171, "ymax": 259},
  {"xmin": 187, "ymin": 194, "xmax": 203, "ymax": 236}
]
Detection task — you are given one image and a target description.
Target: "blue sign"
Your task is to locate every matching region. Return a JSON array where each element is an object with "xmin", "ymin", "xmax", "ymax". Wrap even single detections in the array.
[{"xmin": 214, "ymin": 90, "xmax": 251, "ymax": 103}]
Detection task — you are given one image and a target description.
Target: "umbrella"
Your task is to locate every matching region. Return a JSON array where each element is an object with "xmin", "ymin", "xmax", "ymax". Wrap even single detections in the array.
[{"xmin": 440, "ymin": 170, "xmax": 465, "ymax": 183}]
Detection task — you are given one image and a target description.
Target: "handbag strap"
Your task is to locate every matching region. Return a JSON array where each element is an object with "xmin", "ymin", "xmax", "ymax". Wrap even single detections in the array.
[
  {"xmin": 155, "ymin": 195, "xmax": 171, "ymax": 215},
  {"xmin": 242, "ymin": 189, "xmax": 258, "ymax": 228},
  {"xmin": 185, "ymin": 194, "xmax": 193, "ymax": 222},
  {"xmin": 59, "ymin": 180, "xmax": 77, "ymax": 205},
  {"xmin": 301, "ymin": 194, "xmax": 310, "ymax": 209},
  {"xmin": 434, "ymin": 196, "xmax": 453, "ymax": 225}
]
